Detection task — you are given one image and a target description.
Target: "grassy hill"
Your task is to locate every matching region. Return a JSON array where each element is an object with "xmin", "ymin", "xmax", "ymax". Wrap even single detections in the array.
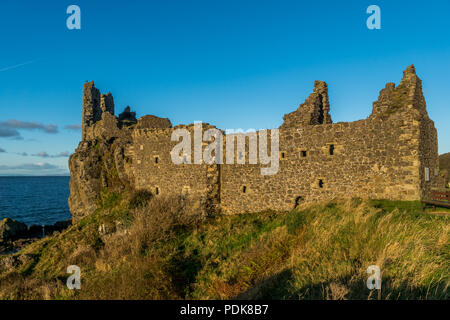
[
  {"xmin": 440, "ymin": 152, "xmax": 450, "ymax": 187},
  {"xmin": 0, "ymin": 191, "xmax": 448, "ymax": 300}
]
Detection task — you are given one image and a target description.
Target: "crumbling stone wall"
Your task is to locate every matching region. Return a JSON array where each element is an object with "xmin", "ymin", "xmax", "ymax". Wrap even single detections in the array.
[
  {"xmin": 70, "ymin": 65, "xmax": 442, "ymax": 220},
  {"xmin": 281, "ymin": 80, "xmax": 332, "ymax": 128},
  {"xmin": 221, "ymin": 116, "xmax": 422, "ymax": 214},
  {"xmin": 130, "ymin": 123, "xmax": 221, "ymax": 213},
  {"xmin": 219, "ymin": 66, "xmax": 440, "ymax": 213}
]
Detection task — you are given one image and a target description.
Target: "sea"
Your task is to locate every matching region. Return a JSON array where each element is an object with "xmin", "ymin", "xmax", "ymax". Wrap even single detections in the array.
[{"xmin": 0, "ymin": 176, "xmax": 72, "ymax": 226}]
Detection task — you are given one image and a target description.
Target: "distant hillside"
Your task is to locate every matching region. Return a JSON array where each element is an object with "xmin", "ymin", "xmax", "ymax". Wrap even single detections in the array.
[{"xmin": 439, "ymin": 152, "xmax": 450, "ymax": 186}]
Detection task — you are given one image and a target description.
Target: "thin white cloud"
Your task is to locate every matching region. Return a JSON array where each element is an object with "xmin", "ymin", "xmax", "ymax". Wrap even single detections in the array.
[
  {"xmin": 0, "ymin": 119, "xmax": 58, "ymax": 139},
  {"xmin": 64, "ymin": 124, "xmax": 82, "ymax": 131},
  {"xmin": 0, "ymin": 127, "xmax": 20, "ymax": 138},
  {"xmin": 33, "ymin": 151, "xmax": 71, "ymax": 158},
  {"xmin": 2, "ymin": 119, "xmax": 58, "ymax": 133},
  {"xmin": 56, "ymin": 151, "xmax": 70, "ymax": 157},
  {"xmin": 0, "ymin": 60, "xmax": 37, "ymax": 72},
  {"xmin": 35, "ymin": 151, "xmax": 50, "ymax": 158}
]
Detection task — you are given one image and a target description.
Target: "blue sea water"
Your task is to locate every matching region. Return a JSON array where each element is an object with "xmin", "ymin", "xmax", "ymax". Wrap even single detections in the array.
[{"xmin": 0, "ymin": 176, "xmax": 72, "ymax": 226}]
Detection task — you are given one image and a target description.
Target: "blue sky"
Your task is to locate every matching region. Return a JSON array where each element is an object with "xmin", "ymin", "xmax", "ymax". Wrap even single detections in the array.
[{"xmin": 0, "ymin": 0, "xmax": 449, "ymax": 175}]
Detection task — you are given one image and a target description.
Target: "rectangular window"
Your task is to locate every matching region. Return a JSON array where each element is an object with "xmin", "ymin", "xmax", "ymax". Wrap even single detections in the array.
[
  {"xmin": 425, "ymin": 167, "xmax": 430, "ymax": 182},
  {"xmin": 329, "ymin": 144, "xmax": 334, "ymax": 155}
]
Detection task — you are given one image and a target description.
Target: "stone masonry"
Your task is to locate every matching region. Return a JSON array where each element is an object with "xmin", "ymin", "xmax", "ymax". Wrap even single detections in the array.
[{"xmin": 69, "ymin": 66, "xmax": 443, "ymax": 220}]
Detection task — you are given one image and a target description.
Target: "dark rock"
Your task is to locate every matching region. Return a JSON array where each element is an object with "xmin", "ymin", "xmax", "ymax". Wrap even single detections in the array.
[
  {"xmin": 118, "ymin": 106, "xmax": 137, "ymax": 124},
  {"xmin": 44, "ymin": 219, "xmax": 71, "ymax": 235},
  {"xmin": 53, "ymin": 219, "xmax": 72, "ymax": 231},
  {"xmin": 0, "ymin": 218, "xmax": 27, "ymax": 242},
  {"xmin": 28, "ymin": 225, "xmax": 44, "ymax": 238}
]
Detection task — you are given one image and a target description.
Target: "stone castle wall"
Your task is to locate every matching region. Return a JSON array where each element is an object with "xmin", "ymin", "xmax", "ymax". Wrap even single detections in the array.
[
  {"xmin": 220, "ymin": 116, "xmax": 422, "ymax": 214},
  {"xmin": 130, "ymin": 126, "xmax": 220, "ymax": 212},
  {"xmin": 71, "ymin": 66, "xmax": 443, "ymax": 219}
]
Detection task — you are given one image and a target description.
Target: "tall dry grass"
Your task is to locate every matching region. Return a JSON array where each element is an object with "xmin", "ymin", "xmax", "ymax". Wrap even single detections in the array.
[
  {"xmin": 190, "ymin": 200, "xmax": 449, "ymax": 300},
  {"xmin": 74, "ymin": 195, "xmax": 207, "ymax": 299}
]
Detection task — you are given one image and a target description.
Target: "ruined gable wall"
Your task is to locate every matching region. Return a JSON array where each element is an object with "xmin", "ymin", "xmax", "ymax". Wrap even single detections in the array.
[{"xmin": 370, "ymin": 64, "xmax": 442, "ymax": 198}]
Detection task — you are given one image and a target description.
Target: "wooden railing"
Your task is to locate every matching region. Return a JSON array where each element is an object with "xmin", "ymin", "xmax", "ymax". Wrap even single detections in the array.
[{"xmin": 421, "ymin": 190, "xmax": 450, "ymax": 210}]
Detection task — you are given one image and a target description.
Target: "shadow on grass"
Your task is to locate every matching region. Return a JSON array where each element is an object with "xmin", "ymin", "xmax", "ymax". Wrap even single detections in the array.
[{"xmin": 234, "ymin": 268, "xmax": 449, "ymax": 300}]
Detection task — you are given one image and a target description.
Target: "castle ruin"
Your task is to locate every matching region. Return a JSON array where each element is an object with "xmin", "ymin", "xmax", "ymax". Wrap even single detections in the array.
[{"xmin": 69, "ymin": 65, "xmax": 442, "ymax": 220}]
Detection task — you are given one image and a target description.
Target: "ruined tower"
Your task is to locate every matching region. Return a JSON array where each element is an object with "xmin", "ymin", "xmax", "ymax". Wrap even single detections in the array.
[
  {"xmin": 82, "ymin": 81, "xmax": 115, "ymax": 140},
  {"xmin": 100, "ymin": 92, "xmax": 115, "ymax": 115}
]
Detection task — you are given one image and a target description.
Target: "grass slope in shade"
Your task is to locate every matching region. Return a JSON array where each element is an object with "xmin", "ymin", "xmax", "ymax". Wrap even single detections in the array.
[{"xmin": 0, "ymin": 194, "xmax": 448, "ymax": 300}]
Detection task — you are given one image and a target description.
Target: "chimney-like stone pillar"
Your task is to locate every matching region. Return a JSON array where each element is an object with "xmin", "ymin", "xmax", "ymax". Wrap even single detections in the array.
[
  {"xmin": 82, "ymin": 81, "xmax": 101, "ymax": 140},
  {"xmin": 100, "ymin": 92, "xmax": 115, "ymax": 115},
  {"xmin": 280, "ymin": 80, "xmax": 332, "ymax": 128}
]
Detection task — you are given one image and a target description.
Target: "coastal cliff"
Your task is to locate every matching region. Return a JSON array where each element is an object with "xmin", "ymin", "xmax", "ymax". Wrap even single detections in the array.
[{"xmin": 68, "ymin": 135, "xmax": 133, "ymax": 222}]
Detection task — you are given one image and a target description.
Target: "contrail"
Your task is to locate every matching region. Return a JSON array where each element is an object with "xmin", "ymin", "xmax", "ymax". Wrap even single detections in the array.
[{"xmin": 0, "ymin": 60, "xmax": 37, "ymax": 72}]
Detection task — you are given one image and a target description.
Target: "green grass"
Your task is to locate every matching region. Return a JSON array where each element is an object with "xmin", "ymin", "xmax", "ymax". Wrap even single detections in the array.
[{"xmin": 0, "ymin": 197, "xmax": 448, "ymax": 300}]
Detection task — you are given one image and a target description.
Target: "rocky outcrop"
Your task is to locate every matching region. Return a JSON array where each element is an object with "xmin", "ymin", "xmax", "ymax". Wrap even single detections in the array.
[
  {"xmin": 118, "ymin": 106, "xmax": 137, "ymax": 125},
  {"xmin": 69, "ymin": 82, "xmax": 138, "ymax": 222},
  {"xmin": 0, "ymin": 218, "xmax": 27, "ymax": 242},
  {"xmin": 0, "ymin": 218, "xmax": 71, "ymax": 254},
  {"xmin": 68, "ymin": 136, "xmax": 135, "ymax": 222},
  {"xmin": 27, "ymin": 220, "xmax": 72, "ymax": 238}
]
